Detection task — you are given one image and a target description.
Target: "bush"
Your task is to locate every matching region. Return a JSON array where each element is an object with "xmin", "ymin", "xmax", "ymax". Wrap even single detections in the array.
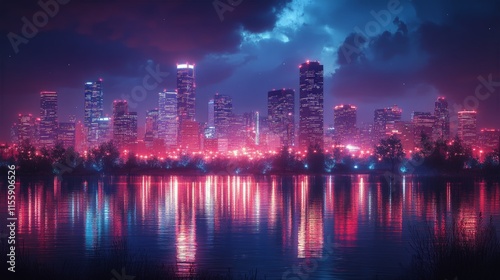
[{"xmin": 407, "ymin": 213, "xmax": 500, "ymax": 280}]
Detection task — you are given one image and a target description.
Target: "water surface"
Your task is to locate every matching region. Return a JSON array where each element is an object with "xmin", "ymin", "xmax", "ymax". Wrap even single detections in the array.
[{"xmin": 1, "ymin": 175, "xmax": 500, "ymax": 279}]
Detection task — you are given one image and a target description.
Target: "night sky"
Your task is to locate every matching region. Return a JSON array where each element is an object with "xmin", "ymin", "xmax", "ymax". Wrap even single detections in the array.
[{"xmin": 1, "ymin": 0, "xmax": 499, "ymax": 143}]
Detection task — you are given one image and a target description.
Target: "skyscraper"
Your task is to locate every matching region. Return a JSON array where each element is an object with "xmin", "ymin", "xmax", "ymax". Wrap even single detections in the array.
[
  {"xmin": 214, "ymin": 93, "xmax": 233, "ymax": 139},
  {"xmin": 268, "ymin": 89, "xmax": 295, "ymax": 147},
  {"xmin": 84, "ymin": 80, "xmax": 104, "ymax": 146},
  {"xmin": 204, "ymin": 99, "xmax": 216, "ymax": 140},
  {"xmin": 177, "ymin": 63, "xmax": 195, "ymax": 123},
  {"xmin": 144, "ymin": 109, "xmax": 159, "ymax": 148},
  {"xmin": 373, "ymin": 105, "xmax": 402, "ymax": 141},
  {"xmin": 208, "ymin": 99, "xmax": 215, "ymax": 127},
  {"xmin": 97, "ymin": 117, "xmax": 111, "ymax": 143},
  {"xmin": 158, "ymin": 90, "xmax": 178, "ymax": 148},
  {"xmin": 113, "ymin": 100, "xmax": 129, "ymax": 149},
  {"xmin": 179, "ymin": 120, "xmax": 200, "ymax": 152},
  {"xmin": 299, "ymin": 60, "xmax": 324, "ymax": 150},
  {"xmin": 434, "ymin": 97, "xmax": 450, "ymax": 141},
  {"xmin": 124, "ymin": 112, "xmax": 138, "ymax": 148},
  {"xmin": 412, "ymin": 112, "xmax": 436, "ymax": 147},
  {"xmin": 333, "ymin": 104, "xmax": 357, "ymax": 146},
  {"xmin": 40, "ymin": 91, "xmax": 58, "ymax": 148},
  {"xmin": 457, "ymin": 110, "xmax": 477, "ymax": 147},
  {"xmin": 479, "ymin": 128, "xmax": 500, "ymax": 153},
  {"xmin": 17, "ymin": 114, "xmax": 36, "ymax": 145},
  {"xmin": 58, "ymin": 121, "xmax": 76, "ymax": 148}
]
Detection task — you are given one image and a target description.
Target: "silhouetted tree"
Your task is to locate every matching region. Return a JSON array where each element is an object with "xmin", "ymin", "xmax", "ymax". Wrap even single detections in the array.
[
  {"xmin": 375, "ymin": 135, "xmax": 405, "ymax": 174},
  {"xmin": 51, "ymin": 141, "xmax": 66, "ymax": 164},
  {"xmin": 425, "ymin": 139, "xmax": 448, "ymax": 172},
  {"xmin": 273, "ymin": 146, "xmax": 296, "ymax": 173},
  {"xmin": 17, "ymin": 139, "xmax": 36, "ymax": 172},
  {"xmin": 125, "ymin": 152, "xmax": 139, "ymax": 174},
  {"xmin": 447, "ymin": 136, "xmax": 471, "ymax": 172},
  {"xmin": 88, "ymin": 141, "xmax": 120, "ymax": 172},
  {"xmin": 306, "ymin": 144, "xmax": 325, "ymax": 174}
]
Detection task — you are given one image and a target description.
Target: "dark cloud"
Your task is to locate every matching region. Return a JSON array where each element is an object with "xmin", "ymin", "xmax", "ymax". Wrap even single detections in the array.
[
  {"xmin": 330, "ymin": 0, "xmax": 500, "ymax": 129},
  {"xmin": 0, "ymin": 0, "xmax": 291, "ymax": 140}
]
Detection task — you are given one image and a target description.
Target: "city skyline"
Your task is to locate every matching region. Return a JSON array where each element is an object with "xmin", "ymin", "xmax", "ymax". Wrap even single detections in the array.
[
  {"xmin": 1, "ymin": 0, "xmax": 499, "ymax": 144},
  {"xmin": 7, "ymin": 69, "xmax": 499, "ymax": 156}
]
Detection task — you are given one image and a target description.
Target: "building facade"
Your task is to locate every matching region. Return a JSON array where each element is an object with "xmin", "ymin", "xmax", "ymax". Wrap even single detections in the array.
[
  {"xmin": 268, "ymin": 89, "xmax": 295, "ymax": 147},
  {"xmin": 457, "ymin": 110, "xmax": 477, "ymax": 147},
  {"xmin": 158, "ymin": 90, "xmax": 178, "ymax": 148},
  {"xmin": 299, "ymin": 61, "xmax": 324, "ymax": 150},
  {"xmin": 333, "ymin": 104, "xmax": 357, "ymax": 146},
  {"xmin": 84, "ymin": 80, "xmax": 104, "ymax": 146},
  {"xmin": 39, "ymin": 91, "xmax": 58, "ymax": 148}
]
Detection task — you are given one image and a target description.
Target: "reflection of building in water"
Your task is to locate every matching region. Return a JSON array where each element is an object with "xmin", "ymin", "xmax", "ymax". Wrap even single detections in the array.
[
  {"xmin": 332, "ymin": 177, "xmax": 358, "ymax": 244},
  {"xmin": 174, "ymin": 178, "xmax": 197, "ymax": 275},
  {"xmin": 297, "ymin": 177, "xmax": 324, "ymax": 258}
]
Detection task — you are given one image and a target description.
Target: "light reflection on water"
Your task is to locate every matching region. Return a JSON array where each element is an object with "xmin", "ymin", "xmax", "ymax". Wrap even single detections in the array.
[{"xmin": 1, "ymin": 175, "xmax": 500, "ymax": 279}]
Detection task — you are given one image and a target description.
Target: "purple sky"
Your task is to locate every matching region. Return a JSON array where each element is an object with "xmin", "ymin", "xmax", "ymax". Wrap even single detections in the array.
[{"xmin": 1, "ymin": 0, "xmax": 499, "ymax": 142}]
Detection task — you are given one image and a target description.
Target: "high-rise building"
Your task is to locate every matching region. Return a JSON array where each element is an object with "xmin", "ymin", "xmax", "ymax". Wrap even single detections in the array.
[
  {"xmin": 144, "ymin": 109, "xmax": 159, "ymax": 148},
  {"xmin": 16, "ymin": 114, "xmax": 36, "ymax": 145},
  {"xmin": 95, "ymin": 117, "xmax": 111, "ymax": 144},
  {"xmin": 113, "ymin": 100, "xmax": 129, "ymax": 149},
  {"xmin": 84, "ymin": 80, "xmax": 104, "ymax": 146},
  {"xmin": 412, "ymin": 112, "xmax": 436, "ymax": 147},
  {"xmin": 179, "ymin": 120, "xmax": 200, "ymax": 152},
  {"xmin": 333, "ymin": 104, "xmax": 357, "ymax": 146},
  {"xmin": 177, "ymin": 63, "xmax": 196, "ymax": 123},
  {"xmin": 228, "ymin": 114, "xmax": 248, "ymax": 151},
  {"xmin": 479, "ymin": 128, "xmax": 500, "ymax": 153},
  {"xmin": 158, "ymin": 90, "xmax": 178, "ymax": 148},
  {"xmin": 58, "ymin": 121, "xmax": 76, "ymax": 148},
  {"xmin": 434, "ymin": 97, "xmax": 450, "ymax": 141},
  {"xmin": 124, "ymin": 112, "xmax": 138, "ymax": 148},
  {"xmin": 243, "ymin": 111, "xmax": 260, "ymax": 147},
  {"xmin": 299, "ymin": 60, "xmax": 324, "ymax": 150},
  {"xmin": 214, "ymin": 93, "xmax": 233, "ymax": 139},
  {"xmin": 268, "ymin": 89, "xmax": 295, "ymax": 147},
  {"xmin": 208, "ymin": 99, "xmax": 215, "ymax": 127},
  {"xmin": 393, "ymin": 121, "xmax": 414, "ymax": 153},
  {"xmin": 74, "ymin": 121, "xmax": 86, "ymax": 153},
  {"xmin": 373, "ymin": 105, "xmax": 402, "ymax": 141},
  {"xmin": 457, "ymin": 110, "xmax": 477, "ymax": 147},
  {"xmin": 40, "ymin": 91, "xmax": 58, "ymax": 148},
  {"xmin": 204, "ymin": 99, "xmax": 216, "ymax": 140}
]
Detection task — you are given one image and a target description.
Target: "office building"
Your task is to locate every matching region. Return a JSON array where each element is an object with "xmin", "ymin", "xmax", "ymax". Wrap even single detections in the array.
[
  {"xmin": 268, "ymin": 89, "xmax": 295, "ymax": 147},
  {"xmin": 177, "ymin": 63, "xmax": 196, "ymax": 123},
  {"xmin": 299, "ymin": 60, "xmax": 324, "ymax": 150},
  {"xmin": 333, "ymin": 104, "xmax": 357, "ymax": 146},
  {"xmin": 434, "ymin": 97, "xmax": 450, "ymax": 141},
  {"xmin": 412, "ymin": 112, "xmax": 437, "ymax": 147},
  {"xmin": 457, "ymin": 110, "xmax": 477, "ymax": 147},
  {"xmin": 214, "ymin": 93, "xmax": 233, "ymax": 139},
  {"xmin": 58, "ymin": 121, "xmax": 76, "ymax": 148},
  {"xmin": 39, "ymin": 91, "xmax": 58, "ymax": 148},
  {"xmin": 84, "ymin": 80, "xmax": 104, "ymax": 146},
  {"xmin": 158, "ymin": 90, "xmax": 178, "ymax": 148}
]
